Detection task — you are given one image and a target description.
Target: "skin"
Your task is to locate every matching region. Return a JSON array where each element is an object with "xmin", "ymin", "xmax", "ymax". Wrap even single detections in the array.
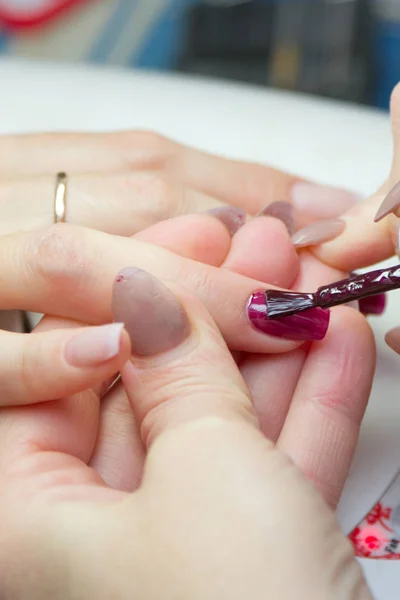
[
  {"xmin": 0, "ymin": 131, "xmax": 376, "ymax": 597},
  {"xmin": 313, "ymin": 83, "xmax": 400, "ymax": 272}
]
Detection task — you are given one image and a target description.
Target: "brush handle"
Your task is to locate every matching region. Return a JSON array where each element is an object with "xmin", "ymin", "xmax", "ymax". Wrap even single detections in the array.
[{"xmin": 316, "ymin": 264, "xmax": 400, "ymax": 309}]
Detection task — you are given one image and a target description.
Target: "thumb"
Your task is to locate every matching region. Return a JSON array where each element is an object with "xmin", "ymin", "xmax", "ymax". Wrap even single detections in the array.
[
  {"xmin": 112, "ymin": 268, "xmax": 371, "ymax": 600},
  {"xmin": 111, "ymin": 266, "xmax": 254, "ymax": 446}
]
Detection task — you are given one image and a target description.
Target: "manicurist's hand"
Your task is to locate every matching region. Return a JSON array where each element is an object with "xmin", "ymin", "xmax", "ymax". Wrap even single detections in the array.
[{"xmin": 0, "ymin": 261, "xmax": 375, "ymax": 600}]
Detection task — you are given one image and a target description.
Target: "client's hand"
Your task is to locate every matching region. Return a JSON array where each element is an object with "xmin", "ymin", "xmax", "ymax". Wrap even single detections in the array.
[
  {"xmin": 0, "ymin": 268, "xmax": 374, "ymax": 600},
  {"xmin": 0, "ymin": 130, "xmax": 358, "ymax": 235}
]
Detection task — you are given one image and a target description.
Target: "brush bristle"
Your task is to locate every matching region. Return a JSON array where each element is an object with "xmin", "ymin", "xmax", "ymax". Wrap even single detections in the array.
[{"xmin": 265, "ymin": 291, "xmax": 315, "ymax": 319}]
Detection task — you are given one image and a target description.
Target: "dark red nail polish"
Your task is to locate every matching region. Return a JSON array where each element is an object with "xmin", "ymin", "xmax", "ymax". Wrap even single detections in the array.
[
  {"xmin": 359, "ymin": 293, "xmax": 387, "ymax": 316},
  {"xmin": 247, "ymin": 291, "xmax": 330, "ymax": 341}
]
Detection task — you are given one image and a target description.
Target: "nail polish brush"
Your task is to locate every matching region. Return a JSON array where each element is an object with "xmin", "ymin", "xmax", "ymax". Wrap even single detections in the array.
[{"xmin": 265, "ymin": 264, "xmax": 400, "ymax": 320}]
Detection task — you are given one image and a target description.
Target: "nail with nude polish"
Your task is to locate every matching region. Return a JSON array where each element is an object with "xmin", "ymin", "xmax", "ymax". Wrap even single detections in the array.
[
  {"xmin": 256, "ymin": 201, "xmax": 295, "ymax": 235},
  {"xmin": 374, "ymin": 182, "xmax": 400, "ymax": 222},
  {"xmin": 246, "ymin": 291, "xmax": 330, "ymax": 341},
  {"xmin": 291, "ymin": 182, "xmax": 360, "ymax": 219},
  {"xmin": 65, "ymin": 323, "xmax": 125, "ymax": 367},
  {"xmin": 112, "ymin": 268, "xmax": 191, "ymax": 356},
  {"xmin": 206, "ymin": 206, "xmax": 246, "ymax": 237},
  {"xmin": 291, "ymin": 218, "xmax": 345, "ymax": 248}
]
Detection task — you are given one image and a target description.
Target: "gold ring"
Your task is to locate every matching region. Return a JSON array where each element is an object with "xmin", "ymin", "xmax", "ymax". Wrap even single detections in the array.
[{"xmin": 54, "ymin": 172, "xmax": 67, "ymax": 223}]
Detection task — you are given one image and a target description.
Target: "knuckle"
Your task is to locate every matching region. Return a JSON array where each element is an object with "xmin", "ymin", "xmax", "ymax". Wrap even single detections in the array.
[
  {"xmin": 32, "ymin": 224, "xmax": 89, "ymax": 294},
  {"xmin": 112, "ymin": 130, "xmax": 173, "ymax": 169},
  {"xmin": 136, "ymin": 173, "xmax": 183, "ymax": 220}
]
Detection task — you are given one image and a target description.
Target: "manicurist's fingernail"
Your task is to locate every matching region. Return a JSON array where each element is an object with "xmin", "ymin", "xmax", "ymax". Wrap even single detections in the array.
[
  {"xmin": 246, "ymin": 291, "xmax": 330, "ymax": 341},
  {"xmin": 374, "ymin": 181, "xmax": 400, "ymax": 222},
  {"xmin": 206, "ymin": 206, "xmax": 246, "ymax": 237},
  {"xmin": 291, "ymin": 218, "xmax": 345, "ymax": 248},
  {"xmin": 65, "ymin": 323, "xmax": 124, "ymax": 367},
  {"xmin": 291, "ymin": 182, "xmax": 360, "ymax": 219},
  {"xmin": 256, "ymin": 201, "xmax": 295, "ymax": 235},
  {"xmin": 112, "ymin": 268, "xmax": 191, "ymax": 356}
]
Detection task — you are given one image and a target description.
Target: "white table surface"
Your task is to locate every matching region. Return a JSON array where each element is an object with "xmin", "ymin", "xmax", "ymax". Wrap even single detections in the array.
[{"xmin": 0, "ymin": 57, "xmax": 398, "ymax": 598}]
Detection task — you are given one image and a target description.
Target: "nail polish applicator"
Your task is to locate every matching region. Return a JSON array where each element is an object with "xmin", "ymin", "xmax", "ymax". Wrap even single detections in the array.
[{"xmin": 265, "ymin": 264, "xmax": 400, "ymax": 320}]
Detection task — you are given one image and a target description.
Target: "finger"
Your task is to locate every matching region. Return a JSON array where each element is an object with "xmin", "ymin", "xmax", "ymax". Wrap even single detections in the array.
[
  {"xmin": 89, "ymin": 380, "xmax": 145, "ymax": 492},
  {"xmin": 222, "ymin": 215, "xmax": 299, "ymax": 288},
  {"xmin": 309, "ymin": 84, "xmax": 400, "ymax": 272},
  {"xmin": 0, "ymin": 131, "xmax": 358, "ymax": 218},
  {"xmin": 310, "ymin": 190, "xmax": 394, "ymax": 271},
  {"xmin": 111, "ymin": 268, "xmax": 257, "ymax": 448},
  {"xmin": 0, "ymin": 171, "xmax": 226, "ymax": 236},
  {"xmin": 278, "ymin": 307, "xmax": 376, "ymax": 508},
  {"xmin": 241, "ymin": 251, "xmax": 347, "ymax": 441},
  {"xmin": 0, "ymin": 224, "xmax": 328, "ymax": 353},
  {"xmin": 240, "ymin": 347, "xmax": 308, "ymax": 442},
  {"xmin": 0, "ymin": 322, "xmax": 130, "ymax": 406},
  {"xmin": 134, "ymin": 211, "xmax": 241, "ymax": 265}
]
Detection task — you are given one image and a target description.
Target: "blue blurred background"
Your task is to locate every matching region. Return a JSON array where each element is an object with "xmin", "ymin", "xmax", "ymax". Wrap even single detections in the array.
[{"xmin": 0, "ymin": 0, "xmax": 399, "ymax": 109}]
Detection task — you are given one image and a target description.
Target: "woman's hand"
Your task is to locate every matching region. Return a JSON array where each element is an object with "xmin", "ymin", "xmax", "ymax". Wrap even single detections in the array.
[
  {"xmin": 0, "ymin": 267, "xmax": 374, "ymax": 600},
  {"xmin": 298, "ymin": 83, "xmax": 400, "ymax": 272},
  {"xmin": 0, "ymin": 130, "xmax": 359, "ymax": 235}
]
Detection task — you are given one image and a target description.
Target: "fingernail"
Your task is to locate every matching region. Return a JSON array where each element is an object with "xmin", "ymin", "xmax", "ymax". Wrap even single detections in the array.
[
  {"xmin": 359, "ymin": 294, "xmax": 387, "ymax": 316},
  {"xmin": 206, "ymin": 206, "xmax": 246, "ymax": 237},
  {"xmin": 65, "ymin": 323, "xmax": 124, "ymax": 367},
  {"xmin": 246, "ymin": 291, "xmax": 330, "ymax": 341},
  {"xmin": 256, "ymin": 201, "xmax": 295, "ymax": 235},
  {"xmin": 112, "ymin": 268, "xmax": 191, "ymax": 356},
  {"xmin": 374, "ymin": 182, "xmax": 400, "ymax": 222},
  {"xmin": 291, "ymin": 218, "xmax": 345, "ymax": 248},
  {"xmin": 291, "ymin": 182, "xmax": 360, "ymax": 219},
  {"xmin": 385, "ymin": 326, "xmax": 400, "ymax": 354}
]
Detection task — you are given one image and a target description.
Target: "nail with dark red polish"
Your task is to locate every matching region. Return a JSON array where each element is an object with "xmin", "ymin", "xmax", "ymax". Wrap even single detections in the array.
[
  {"xmin": 247, "ymin": 291, "xmax": 330, "ymax": 341},
  {"xmin": 359, "ymin": 293, "xmax": 387, "ymax": 316}
]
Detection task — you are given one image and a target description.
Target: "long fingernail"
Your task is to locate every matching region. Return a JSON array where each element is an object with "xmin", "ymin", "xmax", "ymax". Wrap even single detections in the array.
[
  {"xmin": 374, "ymin": 182, "xmax": 400, "ymax": 222},
  {"xmin": 246, "ymin": 291, "xmax": 330, "ymax": 341},
  {"xmin": 385, "ymin": 326, "xmax": 400, "ymax": 354},
  {"xmin": 112, "ymin": 268, "xmax": 191, "ymax": 356},
  {"xmin": 256, "ymin": 201, "xmax": 295, "ymax": 235},
  {"xmin": 291, "ymin": 182, "xmax": 360, "ymax": 219},
  {"xmin": 359, "ymin": 294, "xmax": 387, "ymax": 316},
  {"xmin": 65, "ymin": 323, "xmax": 124, "ymax": 367},
  {"xmin": 206, "ymin": 206, "xmax": 246, "ymax": 237},
  {"xmin": 291, "ymin": 218, "xmax": 345, "ymax": 248}
]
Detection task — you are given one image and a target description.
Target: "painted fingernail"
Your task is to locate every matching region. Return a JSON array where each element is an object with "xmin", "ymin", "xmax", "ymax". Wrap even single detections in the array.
[
  {"xmin": 359, "ymin": 294, "xmax": 387, "ymax": 316},
  {"xmin": 206, "ymin": 206, "xmax": 246, "ymax": 237},
  {"xmin": 256, "ymin": 201, "xmax": 295, "ymax": 235},
  {"xmin": 385, "ymin": 326, "xmax": 400, "ymax": 354},
  {"xmin": 112, "ymin": 268, "xmax": 191, "ymax": 356},
  {"xmin": 246, "ymin": 291, "xmax": 330, "ymax": 341},
  {"xmin": 291, "ymin": 182, "xmax": 360, "ymax": 219},
  {"xmin": 374, "ymin": 182, "xmax": 400, "ymax": 222},
  {"xmin": 291, "ymin": 218, "xmax": 345, "ymax": 248},
  {"xmin": 65, "ymin": 323, "xmax": 124, "ymax": 367}
]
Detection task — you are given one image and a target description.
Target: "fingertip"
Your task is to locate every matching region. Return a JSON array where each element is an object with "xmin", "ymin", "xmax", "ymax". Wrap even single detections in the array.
[
  {"xmin": 134, "ymin": 213, "xmax": 231, "ymax": 266},
  {"xmin": 385, "ymin": 326, "xmax": 400, "ymax": 354},
  {"xmin": 225, "ymin": 216, "xmax": 299, "ymax": 288}
]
